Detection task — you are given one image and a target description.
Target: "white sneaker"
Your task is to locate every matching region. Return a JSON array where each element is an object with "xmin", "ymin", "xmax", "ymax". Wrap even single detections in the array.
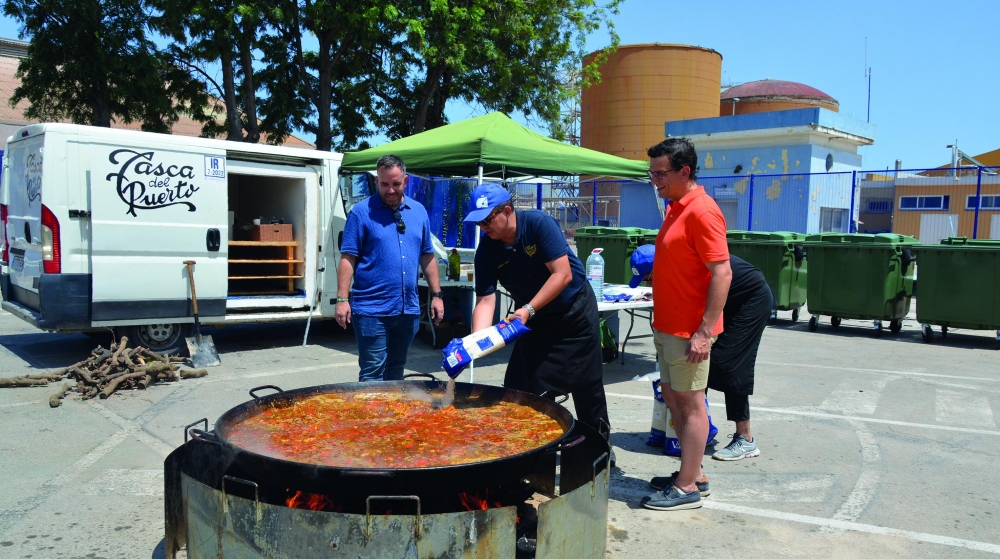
[{"xmin": 712, "ymin": 434, "xmax": 760, "ymax": 461}]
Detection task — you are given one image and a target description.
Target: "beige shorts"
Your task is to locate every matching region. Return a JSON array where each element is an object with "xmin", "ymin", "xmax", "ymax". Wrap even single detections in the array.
[{"xmin": 653, "ymin": 330, "xmax": 715, "ymax": 392}]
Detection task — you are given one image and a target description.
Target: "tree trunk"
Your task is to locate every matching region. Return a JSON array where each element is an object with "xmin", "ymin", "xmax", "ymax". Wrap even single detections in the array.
[
  {"xmin": 425, "ymin": 69, "xmax": 452, "ymax": 131},
  {"xmin": 314, "ymin": 32, "xmax": 333, "ymax": 152},
  {"xmin": 239, "ymin": 18, "xmax": 260, "ymax": 144},
  {"xmin": 221, "ymin": 51, "xmax": 243, "ymax": 142},
  {"xmin": 93, "ymin": 100, "xmax": 112, "ymax": 128},
  {"xmin": 412, "ymin": 64, "xmax": 446, "ymax": 135}
]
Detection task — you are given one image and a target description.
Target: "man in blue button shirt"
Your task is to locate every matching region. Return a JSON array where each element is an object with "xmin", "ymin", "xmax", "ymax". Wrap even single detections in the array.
[
  {"xmin": 466, "ymin": 183, "xmax": 610, "ymax": 440},
  {"xmin": 336, "ymin": 155, "xmax": 444, "ymax": 381}
]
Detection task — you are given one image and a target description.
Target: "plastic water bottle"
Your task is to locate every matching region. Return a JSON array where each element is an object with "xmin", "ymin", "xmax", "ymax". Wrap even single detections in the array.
[
  {"xmin": 586, "ymin": 248, "xmax": 605, "ymax": 300},
  {"xmin": 448, "ymin": 248, "xmax": 461, "ymax": 281}
]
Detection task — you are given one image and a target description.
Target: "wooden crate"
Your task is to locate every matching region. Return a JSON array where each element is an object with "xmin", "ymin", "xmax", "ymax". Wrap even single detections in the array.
[{"xmin": 240, "ymin": 224, "xmax": 292, "ymax": 242}]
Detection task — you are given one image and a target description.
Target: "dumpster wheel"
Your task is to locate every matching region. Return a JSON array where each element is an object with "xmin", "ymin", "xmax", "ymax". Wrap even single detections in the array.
[
  {"xmin": 768, "ymin": 311, "xmax": 778, "ymax": 326},
  {"xmin": 831, "ymin": 316, "xmax": 842, "ymax": 328},
  {"xmin": 921, "ymin": 323, "xmax": 933, "ymax": 343},
  {"xmin": 874, "ymin": 320, "xmax": 884, "ymax": 337},
  {"xmin": 889, "ymin": 319, "xmax": 902, "ymax": 334},
  {"xmin": 808, "ymin": 315, "xmax": 818, "ymax": 332},
  {"xmin": 791, "ymin": 309, "xmax": 800, "ymax": 322}
]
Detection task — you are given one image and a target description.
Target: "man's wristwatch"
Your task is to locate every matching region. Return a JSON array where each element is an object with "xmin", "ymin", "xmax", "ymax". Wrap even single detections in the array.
[
  {"xmin": 431, "ymin": 291, "xmax": 444, "ymax": 298},
  {"xmin": 521, "ymin": 303, "xmax": 536, "ymax": 319}
]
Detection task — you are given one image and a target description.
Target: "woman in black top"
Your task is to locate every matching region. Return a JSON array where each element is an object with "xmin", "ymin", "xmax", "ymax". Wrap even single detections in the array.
[{"xmin": 708, "ymin": 255, "xmax": 775, "ymax": 461}]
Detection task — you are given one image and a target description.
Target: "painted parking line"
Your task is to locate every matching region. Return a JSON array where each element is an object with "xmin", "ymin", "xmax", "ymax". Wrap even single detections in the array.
[
  {"xmin": 935, "ymin": 388, "xmax": 997, "ymax": 428},
  {"xmin": 0, "ymin": 400, "xmax": 42, "ymax": 408},
  {"xmin": 819, "ymin": 375, "xmax": 898, "ymax": 416},
  {"xmin": 703, "ymin": 500, "xmax": 1000, "ymax": 554},
  {"xmin": 759, "ymin": 361, "xmax": 1000, "ymax": 383},
  {"xmin": 604, "ymin": 392, "xmax": 1000, "ymax": 437}
]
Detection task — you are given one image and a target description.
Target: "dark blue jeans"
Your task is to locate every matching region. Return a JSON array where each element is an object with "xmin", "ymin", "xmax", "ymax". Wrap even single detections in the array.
[{"xmin": 352, "ymin": 314, "xmax": 420, "ymax": 382}]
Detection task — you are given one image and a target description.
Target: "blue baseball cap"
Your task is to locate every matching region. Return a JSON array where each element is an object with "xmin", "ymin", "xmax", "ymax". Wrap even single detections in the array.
[
  {"xmin": 464, "ymin": 183, "xmax": 512, "ymax": 223},
  {"xmin": 629, "ymin": 244, "xmax": 655, "ymax": 288}
]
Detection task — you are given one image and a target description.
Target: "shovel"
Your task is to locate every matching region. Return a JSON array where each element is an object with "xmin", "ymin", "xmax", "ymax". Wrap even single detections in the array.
[{"xmin": 183, "ymin": 260, "xmax": 221, "ymax": 367}]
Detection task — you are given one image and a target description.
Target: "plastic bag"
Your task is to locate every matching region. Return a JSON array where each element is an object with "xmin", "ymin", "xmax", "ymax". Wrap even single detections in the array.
[
  {"xmin": 648, "ymin": 381, "xmax": 719, "ymax": 456},
  {"xmin": 441, "ymin": 318, "xmax": 530, "ymax": 378},
  {"xmin": 646, "ymin": 379, "xmax": 668, "ymax": 446}
]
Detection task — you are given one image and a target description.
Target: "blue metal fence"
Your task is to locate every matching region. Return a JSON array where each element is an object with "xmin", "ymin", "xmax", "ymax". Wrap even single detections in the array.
[{"xmin": 343, "ymin": 165, "xmax": 1000, "ymax": 248}]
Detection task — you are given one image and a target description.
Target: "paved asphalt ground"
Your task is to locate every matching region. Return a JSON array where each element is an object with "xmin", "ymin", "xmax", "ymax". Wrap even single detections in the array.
[{"xmin": 1, "ymin": 303, "xmax": 999, "ymax": 558}]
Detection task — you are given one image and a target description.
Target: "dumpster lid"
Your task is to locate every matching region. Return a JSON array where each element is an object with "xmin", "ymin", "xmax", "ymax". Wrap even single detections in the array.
[
  {"xmin": 574, "ymin": 226, "xmax": 647, "ymax": 237},
  {"xmin": 936, "ymin": 236, "xmax": 1000, "ymax": 248},
  {"xmin": 727, "ymin": 230, "xmax": 807, "ymax": 242},
  {"xmin": 804, "ymin": 233, "xmax": 920, "ymax": 245}
]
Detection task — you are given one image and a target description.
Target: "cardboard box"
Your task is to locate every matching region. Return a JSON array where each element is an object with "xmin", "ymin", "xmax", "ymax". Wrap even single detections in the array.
[{"xmin": 239, "ymin": 224, "xmax": 293, "ymax": 242}]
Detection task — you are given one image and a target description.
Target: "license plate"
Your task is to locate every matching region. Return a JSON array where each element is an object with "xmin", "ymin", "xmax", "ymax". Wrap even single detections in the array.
[{"xmin": 11, "ymin": 255, "xmax": 24, "ymax": 272}]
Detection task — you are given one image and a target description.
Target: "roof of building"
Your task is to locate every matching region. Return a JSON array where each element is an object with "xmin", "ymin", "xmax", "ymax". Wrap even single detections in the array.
[
  {"xmin": 721, "ymin": 79, "xmax": 836, "ymax": 102},
  {"xmin": 0, "ymin": 37, "xmax": 313, "ymax": 148}
]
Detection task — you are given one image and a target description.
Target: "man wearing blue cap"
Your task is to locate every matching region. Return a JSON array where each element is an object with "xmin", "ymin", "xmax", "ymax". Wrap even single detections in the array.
[
  {"xmin": 629, "ymin": 244, "xmax": 656, "ymax": 289},
  {"xmin": 464, "ymin": 183, "xmax": 611, "ymax": 447}
]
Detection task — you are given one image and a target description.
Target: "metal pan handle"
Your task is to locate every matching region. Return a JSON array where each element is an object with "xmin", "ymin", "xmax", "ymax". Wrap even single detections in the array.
[
  {"xmin": 183, "ymin": 418, "xmax": 208, "ymax": 442},
  {"xmin": 341, "ymin": 470, "xmax": 396, "ymax": 478},
  {"xmin": 403, "ymin": 373, "xmax": 438, "ymax": 381},
  {"xmin": 544, "ymin": 435, "xmax": 585, "ymax": 454},
  {"xmin": 539, "ymin": 390, "xmax": 569, "ymax": 405},
  {"xmin": 188, "ymin": 428, "xmax": 221, "ymax": 445},
  {"xmin": 249, "ymin": 385, "xmax": 284, "ymax": 400}
]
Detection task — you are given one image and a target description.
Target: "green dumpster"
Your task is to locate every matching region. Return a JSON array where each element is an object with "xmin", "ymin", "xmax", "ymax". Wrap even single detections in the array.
[
  {"xmin": 574, "ymin": 227, "xmax": 648, "ymax": 285},
  {"xmin": 803, "ymin": 233, "xmax": 919, "ymax": 336},
  {"xmin": 726, "ymin": 231, "xmax": 808, "ymax": 323},
  {"xmin": 638, "ymin": 228, "xmax": 659, "ymax": 248},
  {"xmin": 912, "ymin": 237, "xmax": 1000, "ymax": 343}
]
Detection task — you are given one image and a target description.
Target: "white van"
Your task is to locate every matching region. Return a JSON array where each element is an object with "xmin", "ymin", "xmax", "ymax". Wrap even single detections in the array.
[{"xmin": 0, "ymin": 123, "xmax": 349, "ymax": 351}]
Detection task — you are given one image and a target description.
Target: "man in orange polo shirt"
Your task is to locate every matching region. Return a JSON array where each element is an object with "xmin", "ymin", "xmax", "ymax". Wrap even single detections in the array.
[{"xmin": 641, "ymin": 138, "xmax": 733, "ymax": 511}]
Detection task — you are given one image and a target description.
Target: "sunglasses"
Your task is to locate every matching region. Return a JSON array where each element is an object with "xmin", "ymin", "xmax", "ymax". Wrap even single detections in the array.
[
  {"xmin": 647, "ymin": 168, "xmax": 680, "ymax": 181},
  {"xmin": 477, "ymin": 206, "xmax": 505, "ymax": 227},
  {"xmin": 393, "ymin": 209, "xmax": 406, "ymax": 233}
]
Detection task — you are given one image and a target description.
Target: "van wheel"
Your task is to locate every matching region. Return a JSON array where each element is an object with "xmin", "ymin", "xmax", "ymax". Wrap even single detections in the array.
[{"xmin": 120, "ymin": 323, "xmax": 191, "ymax": 354}]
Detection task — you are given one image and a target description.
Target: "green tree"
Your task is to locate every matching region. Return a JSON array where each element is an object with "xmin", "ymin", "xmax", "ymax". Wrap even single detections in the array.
[
  {"xmin": 3, "ymin": 0, "xmax": 200, "ymax": 130},
  {"xmin": 257, "ymin": 0, "xmax": 392, "ymax": 151},
  {"xmin": 151, "ymin": 0, "xmax": 274, "ymax": 142},
  {"xmin": 373, "ymin": 0, "xmax": 620, "ymax": 140}
]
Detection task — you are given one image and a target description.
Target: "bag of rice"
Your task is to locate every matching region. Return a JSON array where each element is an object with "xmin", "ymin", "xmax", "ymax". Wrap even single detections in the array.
[{"xmin": 442, "ymin": 318, "xmax": 530, "ymax": 378}]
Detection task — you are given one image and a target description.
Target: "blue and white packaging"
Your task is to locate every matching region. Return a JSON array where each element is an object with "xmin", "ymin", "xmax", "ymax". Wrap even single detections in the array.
[
  {"xmin": 648, "ymin": 379, "xmax": 720, "ymax": 456},
  {"xmin": 646, "ymin": 379, "xmax": 668, "ymax": 446},
  {"xmin": 442, "ymin": 318, "xmax": 530, "ymax": 378}
]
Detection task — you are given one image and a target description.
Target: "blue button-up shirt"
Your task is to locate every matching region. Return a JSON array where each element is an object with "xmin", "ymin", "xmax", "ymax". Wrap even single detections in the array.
[{"xmin": 341, "ymin": 195, "xmax": 434, "ymax": 316}]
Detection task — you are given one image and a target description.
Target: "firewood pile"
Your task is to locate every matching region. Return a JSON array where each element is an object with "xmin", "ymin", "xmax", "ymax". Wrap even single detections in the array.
[{"xmin": 0, "ymin": 337, "xmax": 208, "ymax": 407}]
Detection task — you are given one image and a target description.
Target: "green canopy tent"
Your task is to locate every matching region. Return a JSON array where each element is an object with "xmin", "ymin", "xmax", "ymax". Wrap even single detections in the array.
[{"xmin": 340, "ymin": 112, "xmax": 649, "ymax": 180}]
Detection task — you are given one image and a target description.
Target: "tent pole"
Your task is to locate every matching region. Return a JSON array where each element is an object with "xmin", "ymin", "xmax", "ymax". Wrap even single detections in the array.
[
  {"xmin": 475, "ymin": 164, "xmax": 484, "ymax": 249},
  {"xmin": 470, "ymin": 163, "xmax": 484, "ymax": 383}
]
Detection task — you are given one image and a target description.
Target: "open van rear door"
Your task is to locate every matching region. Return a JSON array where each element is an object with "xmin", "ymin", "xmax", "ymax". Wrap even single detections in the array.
[{"xmin": 89, "ymin": 143, "xmax": 229, "ymax": 323}]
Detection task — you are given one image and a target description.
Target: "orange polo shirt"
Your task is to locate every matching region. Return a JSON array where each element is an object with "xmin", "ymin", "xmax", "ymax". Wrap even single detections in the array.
[{"xmin": 652, "ymin": 186, "xmax": 729, "ymax": 338}]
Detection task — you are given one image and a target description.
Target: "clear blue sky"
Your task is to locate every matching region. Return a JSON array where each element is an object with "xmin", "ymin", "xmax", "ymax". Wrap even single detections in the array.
[
  {"xmin": 1, "ymin": 1, "xmax": 995, "ymax": 171},
  {"xmin": 585, "ymin": 0, "xmax": 999, "ymax": 171}
]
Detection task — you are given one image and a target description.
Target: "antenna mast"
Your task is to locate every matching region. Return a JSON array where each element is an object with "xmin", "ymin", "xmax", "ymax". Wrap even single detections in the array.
[{"xmin": 865, "ymin": 37, "xmax": 872, "ymax": 123}]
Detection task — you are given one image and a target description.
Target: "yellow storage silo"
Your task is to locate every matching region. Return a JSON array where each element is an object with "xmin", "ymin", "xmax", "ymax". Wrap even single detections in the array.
[
  {"xmin": 581, "ymin": 44, "xmax": 722, "ymax": 161},
  {"xmin": 720, "ymin": 79, "xmax": 839, "ymax": 116}
]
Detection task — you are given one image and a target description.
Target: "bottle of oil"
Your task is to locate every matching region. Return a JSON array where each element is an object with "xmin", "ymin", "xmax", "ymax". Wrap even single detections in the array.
[{"xmin": 448, "ymin": 248, "xmax": 461, "ymax": 281}]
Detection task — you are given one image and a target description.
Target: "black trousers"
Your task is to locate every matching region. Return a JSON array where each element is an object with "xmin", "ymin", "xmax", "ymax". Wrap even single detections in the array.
[
  {"xmin": 504, "ymin": 288, "xmax": 610, "ymax": 434},
  {"xmin": 725, "ymin": 392, "xmax": 751, "ymax": 423}
]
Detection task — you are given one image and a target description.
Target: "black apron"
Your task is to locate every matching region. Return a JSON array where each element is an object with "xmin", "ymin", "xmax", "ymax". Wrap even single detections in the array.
[
  {"xmin": 708, "ymin": 256, "xmax": 775, "ymax": 395},
  {"xmin": 504, "ymin": 287, "xmax": 610, "ymax": 433}
]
